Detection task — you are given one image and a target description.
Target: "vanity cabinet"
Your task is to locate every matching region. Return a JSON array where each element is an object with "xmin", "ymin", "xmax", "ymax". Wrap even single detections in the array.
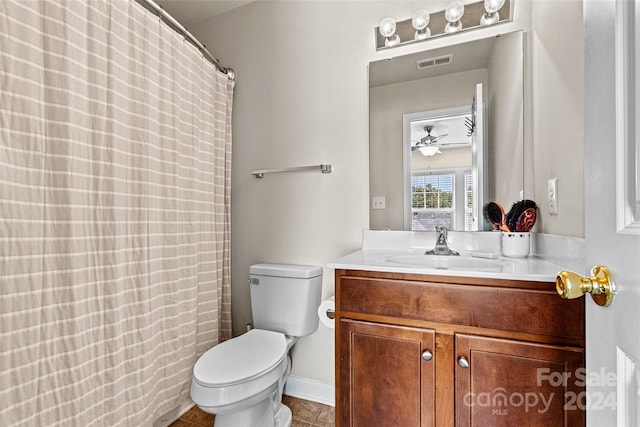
[
  {"xmin": 335, "ymin": 269, "xmax": 585, "ymax": 427},
  {"xmin": 340, "ymin": 320, "xmax": 435, "ymax": 426}
]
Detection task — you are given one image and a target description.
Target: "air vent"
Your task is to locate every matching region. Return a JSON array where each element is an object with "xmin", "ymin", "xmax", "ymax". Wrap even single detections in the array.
[{"xmin": 416, "ymin": 54, "xmax": 454, "ymax": 70}]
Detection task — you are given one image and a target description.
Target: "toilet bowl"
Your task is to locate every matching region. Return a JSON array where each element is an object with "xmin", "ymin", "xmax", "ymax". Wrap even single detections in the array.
[
  {"xmin": 191, "ymin": 329, "xmax": 294, "ymax": 427},
  {"xmin": 190, "ymin": 263, "xmax": 323, "ymax": 427}
]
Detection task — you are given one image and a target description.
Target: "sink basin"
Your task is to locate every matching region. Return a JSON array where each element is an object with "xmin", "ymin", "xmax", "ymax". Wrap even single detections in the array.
[{"xmin": 384, "ymin": 254, "xmax": 512, "ymax": 271}]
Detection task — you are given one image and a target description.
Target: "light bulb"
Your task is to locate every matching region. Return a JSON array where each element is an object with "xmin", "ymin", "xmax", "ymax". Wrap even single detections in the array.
[
  {"xmin": 412, "ymin": 9, "xmax": 431, "ymax": 40},
  {"xmin": 379, "ymin": 17, "xmax": 396, "ymax": 37},
  {"xmin": 485, "ymin": 0, "xmax": 506, "ymax": 13},
  {"xmin": 445, "ymin": 1, "xmax": 465, "ymax": 21},
  {"xmin": 481, "ymin": 0, "xmax": 505, "ymax": 25},
  {"xmin": 379, "ymin": 17, "xmax": 400, "ymax": 46},
  {"xmin": 444, "ymin": 1, "xmax": 464, "ymax": 33}
]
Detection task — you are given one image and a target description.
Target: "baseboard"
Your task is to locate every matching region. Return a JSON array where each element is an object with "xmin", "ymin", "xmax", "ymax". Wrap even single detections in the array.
[{"xmin": 284, "ymin": 375, "xmax": 335, "ymax": 407}]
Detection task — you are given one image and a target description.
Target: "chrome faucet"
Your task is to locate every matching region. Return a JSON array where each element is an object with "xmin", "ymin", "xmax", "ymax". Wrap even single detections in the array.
[{"xmin": 425, "ymin": 226, "xmax": 460, "ymax": 256}]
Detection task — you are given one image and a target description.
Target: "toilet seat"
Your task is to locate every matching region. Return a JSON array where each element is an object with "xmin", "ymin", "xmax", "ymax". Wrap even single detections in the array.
[{"xmin": 193, "ymin": 329, "xmax": 287, "ymax": 388}]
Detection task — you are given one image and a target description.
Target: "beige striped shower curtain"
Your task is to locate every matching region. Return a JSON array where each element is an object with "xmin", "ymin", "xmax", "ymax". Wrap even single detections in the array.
[{"xmin": 0, "ymin": 1, "xmax": 233, "ymax": 425}]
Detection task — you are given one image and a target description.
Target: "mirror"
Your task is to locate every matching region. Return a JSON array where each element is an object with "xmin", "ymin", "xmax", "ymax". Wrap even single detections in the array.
[
  {"xmin": 402, "ymin": 85, "xmax": 484, "ymax": 231},
  {"xmin": 369, "ymin": 30, "xmax": 524, "ymax": 231}
]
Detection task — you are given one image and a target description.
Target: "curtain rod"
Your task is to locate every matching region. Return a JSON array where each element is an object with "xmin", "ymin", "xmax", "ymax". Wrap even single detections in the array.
[{"xmin": 136, "ymin": 0, "xmax": 235, "ymax": 80}]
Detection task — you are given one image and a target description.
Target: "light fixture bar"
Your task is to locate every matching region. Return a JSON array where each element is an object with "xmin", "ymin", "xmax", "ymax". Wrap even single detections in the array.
[{"xmin": 374, "ymin": 0, "xmax": 512, "ymax": 51}]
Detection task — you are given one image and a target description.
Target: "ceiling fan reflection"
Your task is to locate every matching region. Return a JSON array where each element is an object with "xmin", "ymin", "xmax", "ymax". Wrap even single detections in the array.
[{"xmin": 411, "ymin": 125, "xmax": 468, "ymax": 156}]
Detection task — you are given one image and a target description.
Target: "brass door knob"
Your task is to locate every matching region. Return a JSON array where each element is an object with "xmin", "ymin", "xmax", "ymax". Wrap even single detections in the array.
[{"xmin": 556, "ymin": 266, "xmax": 616, "ymax": 307}]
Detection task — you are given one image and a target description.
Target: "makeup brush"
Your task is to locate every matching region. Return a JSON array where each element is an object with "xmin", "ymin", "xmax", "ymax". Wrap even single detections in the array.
[
  {"xmin": 505, "ymin": 200, "xmax": 537, "ymax": 232},
  {"xmin": 483, "ymin": 201, "xmax": 510, "ymax": 232},
  {"xmin": 515, "ymin": 207, "xmax": 537, "ymax": 232}
]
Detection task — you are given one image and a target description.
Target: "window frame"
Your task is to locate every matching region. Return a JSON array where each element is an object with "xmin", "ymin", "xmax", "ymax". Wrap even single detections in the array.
[{"xmin": 410, "ymin": 168, "xmax": 472, "ymax": 231}]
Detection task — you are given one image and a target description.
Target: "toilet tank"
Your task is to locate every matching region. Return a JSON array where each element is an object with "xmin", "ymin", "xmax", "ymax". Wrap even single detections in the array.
[{"xmin": 249, "ymin": 263, "xmax": 323, "ymax": 337}]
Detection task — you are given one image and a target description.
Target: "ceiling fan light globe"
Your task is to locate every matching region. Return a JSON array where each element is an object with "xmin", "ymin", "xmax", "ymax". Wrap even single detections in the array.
[{"xmin": 419, "ymin": 146, "xmax": 441, "ymax": 156}]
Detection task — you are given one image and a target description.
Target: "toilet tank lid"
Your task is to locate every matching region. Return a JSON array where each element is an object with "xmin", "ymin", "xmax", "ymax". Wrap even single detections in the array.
[{"xmin": 250, "ymin": 263, "xmax": 322, "ymax": 279}]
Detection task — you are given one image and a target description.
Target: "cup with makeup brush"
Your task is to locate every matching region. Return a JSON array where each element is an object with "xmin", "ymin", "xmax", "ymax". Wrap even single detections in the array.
[
  {"xmin": 503, "ymin": 201, "xmax": 537, "ymax": 257},
  {"xmin": 484, "ymin": 200, "xmax": 538, "ymax": 257},
  {"xmin": 501, "ymin": 231, "xmax": 531, "ymax": 257}
]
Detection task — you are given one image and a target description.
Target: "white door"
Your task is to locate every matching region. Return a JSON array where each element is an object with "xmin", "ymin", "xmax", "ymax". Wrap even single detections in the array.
[{"xmin": 584, "ymin": 1, "xmax": 640, "ymax": 425}]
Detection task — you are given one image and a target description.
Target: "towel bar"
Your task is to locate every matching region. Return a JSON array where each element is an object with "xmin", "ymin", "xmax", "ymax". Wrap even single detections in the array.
[{"xmin": 251, "ymin": 164, "xmax": 332, "ymax": 178}]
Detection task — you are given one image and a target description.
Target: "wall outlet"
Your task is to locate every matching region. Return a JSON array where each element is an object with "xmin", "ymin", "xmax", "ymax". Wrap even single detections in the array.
[
  {"xmin": 372, "ymin": 196, "xmax": 386, "ymax": 210},
  {"xmin": 547, "ymin": 178, "xmax": 558, "ymax": 215}
]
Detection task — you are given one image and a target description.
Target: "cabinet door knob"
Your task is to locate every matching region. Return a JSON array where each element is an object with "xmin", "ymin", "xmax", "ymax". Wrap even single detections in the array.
[
  {"xmin": 422, "ymin": 349, "xmax": 433, "ymax": 361},
  {"xmin": 458, "ymin": 356, "xmax": 469, "ymax": 368}
]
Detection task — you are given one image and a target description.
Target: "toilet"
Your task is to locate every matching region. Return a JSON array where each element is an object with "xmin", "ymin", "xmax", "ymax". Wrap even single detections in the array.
[{"xmin": 190, "ymin": 263, "xmax": 323, "ymax": 427}]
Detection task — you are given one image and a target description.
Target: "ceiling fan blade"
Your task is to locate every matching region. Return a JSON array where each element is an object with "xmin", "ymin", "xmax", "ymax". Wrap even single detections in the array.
[
  {"xmin": 431, "ymin": 133, "xmax": 448, "ymax": 143},
  {"xmin": 437, "ymin": 141, "xmax": 470, "ymax": 146}
]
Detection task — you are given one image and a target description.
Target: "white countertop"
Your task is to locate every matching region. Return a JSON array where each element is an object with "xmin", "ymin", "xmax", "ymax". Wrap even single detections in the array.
[
  {"xmin": 327, "ymin": 230, "xmax": 585, "ymax": 282},
  {"xmin": 327, "ymin": 248, "xmax": 569, "ymax": 282}
]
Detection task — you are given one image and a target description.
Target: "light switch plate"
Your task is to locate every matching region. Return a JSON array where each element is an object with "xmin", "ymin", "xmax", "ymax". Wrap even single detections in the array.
[
  {"xmin": 548, "ymin": 178, "xmax": 558, "ymax": 215},
  {"xmin": 372, "ymin": 196, "xmax": 386, "ymax": 210}
]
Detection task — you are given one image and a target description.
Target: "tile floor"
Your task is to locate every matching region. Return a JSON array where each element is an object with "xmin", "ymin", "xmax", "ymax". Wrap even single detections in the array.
[{"xmin": 169, "ymin": 395, "xmax": 335, "ymax": 427}]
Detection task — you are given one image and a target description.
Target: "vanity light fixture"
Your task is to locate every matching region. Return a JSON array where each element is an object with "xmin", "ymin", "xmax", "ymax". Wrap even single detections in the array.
[
  {"xmin": 374, "ymin": 0, "xmax": 512, "ymax": 50},
  {"xmin": 411, "ymin": 9, "xmax": 431, "ymax": 40},
  {"xmin": 444, "ymin": 1, "xmax": 465, "ymax": 33},
  {"xmin": 480, "ymin": 0, "xmax": 506, "ymax": 25},
  {"xmin": 378, "ymin": 17, "xmax": 400, "ymax": 47}
]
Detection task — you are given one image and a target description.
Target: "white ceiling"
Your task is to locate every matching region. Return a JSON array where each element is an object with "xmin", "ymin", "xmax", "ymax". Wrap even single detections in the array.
[
  {"xmin": 153, "ymin": 0, "xmax": 254, "ymax": 26},
  {"xmin": 411, "ymin": 115, "xmax": 471, "ymax": 148},
  {"xmin": 369, "ymin": 36, "xmax": 495, "ymax": 88}
]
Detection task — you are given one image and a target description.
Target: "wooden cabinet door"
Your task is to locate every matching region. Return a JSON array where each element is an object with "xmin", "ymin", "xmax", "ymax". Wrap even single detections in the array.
[
  {"xmin": 455, "ymin": 334, "xmax": 585, "ymax": 427},
  {"xmin": 338, "ymin": 319, "xmax": 435, "ymax": 427}
]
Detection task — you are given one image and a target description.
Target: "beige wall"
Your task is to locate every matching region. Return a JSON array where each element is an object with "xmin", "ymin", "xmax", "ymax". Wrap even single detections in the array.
[
  {"xmin": 488, "ymin": 31, "xmax": 525, "ymax": 206},
  {"xmin": 412, "ymin": 148, "xmax": 472, "ymax": 170},
  {"xmin": 190, "ymin": 0, "xmax": 584, "ymax": 387},
  {"xmin": 190, "ymin": 1, "xmax": 391, "ymax": 385},
  {"xmin": 529, "ymin": 0, "xmax": 584, "ymax": 237}
]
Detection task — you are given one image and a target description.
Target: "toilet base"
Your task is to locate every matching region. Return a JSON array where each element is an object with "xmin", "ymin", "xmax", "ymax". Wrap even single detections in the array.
[
  {"xmin": 209, "ymin": 384, "xmax": 292, "ymax": 427},
  {"xmin": 276, "ymin": 403, "xmax": 292, "ymax": 427},
  {"xmin": 212, "ymin": 397, "xmax": 268, "ymax": 427},
  {"xmin": 212, "ymin": 401, "xmax": 292, "ymax": 427}
]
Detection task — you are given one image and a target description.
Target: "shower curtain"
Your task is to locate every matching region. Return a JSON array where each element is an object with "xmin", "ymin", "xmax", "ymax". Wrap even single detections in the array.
[{"xmin": 0, "ymin": 1, "xmax": 233, "ymax": 425}]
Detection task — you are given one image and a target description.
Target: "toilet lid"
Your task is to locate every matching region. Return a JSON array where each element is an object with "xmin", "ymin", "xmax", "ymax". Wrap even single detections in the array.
[{"xmin": 193, "ymin": 329, "xmax": 287, "ymax": 387}]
